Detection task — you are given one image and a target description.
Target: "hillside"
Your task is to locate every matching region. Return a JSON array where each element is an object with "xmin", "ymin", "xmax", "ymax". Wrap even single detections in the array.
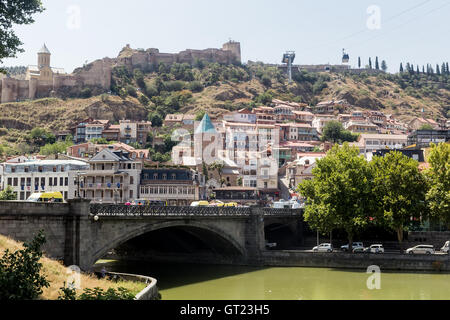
[
  {"xmin": 0, "ymin": 61, "xmax": 449, "ymax": 155},
  {"xmin": 0, "ymin": 234, "xmax": 146, "ymax": 300}
]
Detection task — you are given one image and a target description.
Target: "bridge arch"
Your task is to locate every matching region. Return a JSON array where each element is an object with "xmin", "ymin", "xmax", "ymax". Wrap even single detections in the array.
[{"xmin": 89, "ymin": 220, "xmax": 246, "ymax": 268}]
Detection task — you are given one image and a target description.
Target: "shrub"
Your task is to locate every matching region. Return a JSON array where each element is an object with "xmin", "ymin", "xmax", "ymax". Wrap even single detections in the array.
[
  {"xmin": 188, "ymin": 81, "xmax": 204, "ymax": 93},
  {"xmin": 80, "ymin": 87, "xmax": 92, "ymax": 98},
  {"xmin": 0, "ymin": 231, "xmax": 50, "ymax": 300},
  {"xmin": 126, "ymin": 85, "xmax": 137, "ymax": 98},
  {"xmin": 58, "ymin": 286, "xmax": 135, "ymax": 300}
]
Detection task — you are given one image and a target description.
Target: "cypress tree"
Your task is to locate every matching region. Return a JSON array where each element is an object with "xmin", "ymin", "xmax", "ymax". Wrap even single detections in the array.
[
  {"xmin": 358, "ymin": 57, "xmax": 361, "ymax": 69},
  {"xmin": 422, "ymin": 65, "xmax": 425, "ymax": 73},
  {"xmin": 369, "ymin": 57, "xmax": 372, "ymax": 69},
  {"xmin": 399, "ymin": 63, "xmax": 403, "ymax": 73},
  {"xmin": 436, "ymin": 64, "xmax": 440, "ymax": 75},
  {"xmin": 416, "ymin": 65, "xmax": 420, "ymax": 74},
  {"xmin": 441, "ymin": 62, "xmax": 446, "ymax": 75},
  {"xmin": 446, "ymin": 62, "xmax": 449, "ymax": 75},
  {"xmin": 375, "ymin": 56, "xmax": 379, "ymax": 70},
  {"xmin": 381, "ymin": 60, "xmax": 387, "ymax": 72}
]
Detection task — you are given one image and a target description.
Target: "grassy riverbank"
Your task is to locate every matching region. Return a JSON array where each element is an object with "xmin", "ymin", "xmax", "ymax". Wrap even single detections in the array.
[{"xmin": 0, "ymin": 235, "xmax": 146, "ymax": 300}]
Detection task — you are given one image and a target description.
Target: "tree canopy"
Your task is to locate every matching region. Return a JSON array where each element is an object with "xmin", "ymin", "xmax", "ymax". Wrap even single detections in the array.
[
  {"xmin": 321, "ymin": 121, "xmax": 358, "ymax": 143},
  {"xmin": 298, "ymin": 143, "xmax": 374, "ymax": 250},
  {"xmin": 425, "ymin": 142, "xmax": 450, "ymax": 228},
  {"xmin": 370, "ymin": 151, "xmax": 427, "ymax": 251},
  {"xmin": 0, "ymin": 0, "xmax": 44, "ymax": 68}
]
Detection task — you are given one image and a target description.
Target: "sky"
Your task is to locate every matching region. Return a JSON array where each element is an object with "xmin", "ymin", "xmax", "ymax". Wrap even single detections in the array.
[{"xmin": 2, "ymin": 0, "xmax": 450, "ymax": 73}]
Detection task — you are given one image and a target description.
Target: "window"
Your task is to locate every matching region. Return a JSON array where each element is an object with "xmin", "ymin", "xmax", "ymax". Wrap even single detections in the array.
[
  {"xmin": 60, "ymin": 177, "xmax": 64, "ymax": 186},
  {"xmin": 54, "ymin": 177, "xmax": 58, "ymax": 186},
  {"xmin": 65, "ymin": 177, "xmax": 68, "ymax": 186},
  {"xmin": 130, "ymin": 176, "xmax": 134, "ymax": 185},
  {"xmin": 153, "ymin": 173, "xmax": 158, "ymax": 180},
  {"xmin": 162, "ymin": 174, "xmax": 167, "ymax": 180},
  {"xmin": 49, "ymin": 178, "xmax": 53, "ymax": 186},
  {"xmin": 13, "ymin": 178, "xmax": 18, "ymax": 186},
  {"xmin": 7, "ymin": 178, "xmax": 12, "ymax": 186}
]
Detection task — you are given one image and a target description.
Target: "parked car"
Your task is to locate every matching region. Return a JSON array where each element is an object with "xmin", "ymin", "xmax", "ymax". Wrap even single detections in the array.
[
  {"xmin": 265, "ymin": 240, "xmax": 277, "ymax": 249},
  {"xmin": 405, "ymin": 245, "xmax": 435, "ymax": 255},
  {"xmin": 361, "ymin": 244, "xmax": 385, "ymax": 253},
  {"xmin": 312, "ymin": 243, "xmax": 333, "ymax": 252},
  {"xmin": 341, "ymin": 242, "xmax": 363, "ymax": 252},
  {"xmin": 441, "ymin": 241, "xmax": 449, "ymax": 254}
]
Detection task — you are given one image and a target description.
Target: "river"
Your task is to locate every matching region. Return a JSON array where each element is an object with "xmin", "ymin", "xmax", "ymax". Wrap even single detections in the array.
[{"xmin": 96, "ymin": 260, "xmax": 450, "ymax": 300}]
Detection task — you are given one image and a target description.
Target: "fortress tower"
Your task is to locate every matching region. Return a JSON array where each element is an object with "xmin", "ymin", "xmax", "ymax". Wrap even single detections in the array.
[{"xmin": 222, "ymin": 40, "xmax": 241, "ymax": 64}]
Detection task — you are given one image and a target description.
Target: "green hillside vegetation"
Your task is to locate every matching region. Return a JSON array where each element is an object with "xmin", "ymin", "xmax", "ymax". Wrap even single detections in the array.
[{"xmin": 0, "ymin": 61, "xmax": 449, "ymax": 156}]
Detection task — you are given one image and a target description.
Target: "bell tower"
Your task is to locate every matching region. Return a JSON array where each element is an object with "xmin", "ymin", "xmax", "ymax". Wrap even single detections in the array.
[
  {"xmin": 38, "ymin": 44, "xmax": 51, "ymax": 69},
  {"xmin": 37, "ymin": 44, "xmax": 52, "ymax": 81}
]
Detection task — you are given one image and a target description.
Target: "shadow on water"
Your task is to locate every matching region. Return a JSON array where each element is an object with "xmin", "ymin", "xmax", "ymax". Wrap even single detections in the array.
[{"xmin": 94, "ymin": 259, "xmax": 269, "ymax": 291}]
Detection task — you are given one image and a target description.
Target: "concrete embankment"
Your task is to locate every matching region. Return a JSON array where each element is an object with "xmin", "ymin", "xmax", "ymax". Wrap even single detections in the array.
[
  {"xmin": 105, "ymin": 272, "xmax": 160, "ymax": 300},
  {"xmin": 261, "ymin": 251, "xmax": 450, "ymax": 272}
]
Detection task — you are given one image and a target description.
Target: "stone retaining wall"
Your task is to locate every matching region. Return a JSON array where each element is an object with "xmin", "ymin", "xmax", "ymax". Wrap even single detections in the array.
[
  {"xmin": 105, "ymin": 272, "xmax": 159, "ymax": 300},
  {"xmin": 261, "ymin": 251, "xmax": 450, "ymax": 272}
]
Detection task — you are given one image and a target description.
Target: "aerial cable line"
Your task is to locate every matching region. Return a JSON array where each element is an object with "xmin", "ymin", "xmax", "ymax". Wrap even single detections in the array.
[
  {"xmin": 346, "ymin": 1, "xmax": 450, "ymax": 50},
  {"xmin": 300, "ymin": 0, "xmax": 433, "ymax": 53}
]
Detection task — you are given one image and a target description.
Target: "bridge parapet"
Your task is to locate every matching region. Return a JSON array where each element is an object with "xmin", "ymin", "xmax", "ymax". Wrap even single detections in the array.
[{"xmin": 89, "ymin": 204, "xmax": 303, "ymax": 218}]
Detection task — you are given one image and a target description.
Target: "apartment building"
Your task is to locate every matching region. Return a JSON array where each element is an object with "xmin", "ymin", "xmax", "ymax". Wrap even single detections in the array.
[
  {"xmin": 223, "ymin": 109, "xmax": 256, "ymax": 124},
  {"xmin": 0, "ymin": 159, "xmax": 89, "ymax": 201},
  {"xmin": 139, "ymin": 168, "xmax": 205, "ymax": 205},
  {"xmin": 312, "ymin": 114, "xmax": 335, "ymax": 134},
  {"xmin": 79, "ymin": 148, "xmax": 142, "ymax": 203},
  {"xmin": 351, "ymin": 134, "xmax": 408, "ymax": 153},
  {"xmin": 119, "ymin": 120, "xmax": 152, "ymax": 145},
  {"xmin": 345, "ymin": 120, "xmax": 379, "ymax": 134}
]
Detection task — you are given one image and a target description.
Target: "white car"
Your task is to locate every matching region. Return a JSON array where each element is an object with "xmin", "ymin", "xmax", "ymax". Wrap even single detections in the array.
[
  {"xmin": 441, "ymin": 241, "xmax": 449, "ymax": 253},
  {"xmin": 406, "ymin": 245, "xmax": 435, "ymax": 255},
  {"xmin": 363, "ymin": 244, "xmax": 385, "ymax": 253},
  {"xmin": 312, "ymin": 243, "xmax": 333, "ymax": 252},
  {"xmin": 341, "ymin": 242, "xmax": 363, "ymax": 252},
  {"xmin": 265, "ymin": 240, "xmax": 277, "ymax": 249}
]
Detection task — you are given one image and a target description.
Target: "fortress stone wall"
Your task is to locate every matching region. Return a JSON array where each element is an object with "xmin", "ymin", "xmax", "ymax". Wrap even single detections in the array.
[{"xmin": 0, "ymin": 40, "xmax": 241, "ymax": 104}]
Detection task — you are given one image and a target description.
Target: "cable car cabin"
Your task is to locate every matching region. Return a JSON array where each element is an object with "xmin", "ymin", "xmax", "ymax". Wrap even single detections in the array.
[
  {"xmin": 342, "ymin": 49, "xmax": 349, "ymax": 64},
  {"xmin": 27, "ymin": 192, "xmax": 64, "ymax": 203}
]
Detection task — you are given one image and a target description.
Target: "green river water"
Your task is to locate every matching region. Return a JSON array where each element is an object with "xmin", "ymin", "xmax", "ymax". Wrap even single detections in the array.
[{"xmin": 97, "ymin": 260, "xmax": 450, "ymax": 300}]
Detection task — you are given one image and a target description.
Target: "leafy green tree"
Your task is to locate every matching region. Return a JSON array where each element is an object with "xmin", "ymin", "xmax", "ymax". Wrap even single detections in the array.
[
  {"xmin": 209, "ymin": 161, "xmax": 225, "ymax": 187},
  {"xmin": 195, "ymin": 110, "xmax": 206, "ymax": 121},
  {"xmin": 370, "ymin": 151, "xmax": 427, "ymax": 252},
  {"xmin": 425, "ymin": 143, "xmax": 450, "ymax": 228},
  {"xmin": 80, "ymin": 87, "xmax": 92, "ymax": 98},
  {"xmin": 39, "ymin": 140, "xmax": 72, "ymax": 156},
  {"xmin": 58, "ymin": 286, "xmax": 134, "ymax": 300},
  {"xmin": 149, "ymin": 113, "xmax": 162, "ymax": 127},
  {"xmin": 321, "ymin": 121, "xmax": 358, "ymax": 143},
  {"xmin": 0, "ymin": 185, "xmax": 16, "ymax": 200},
  {"xmin": 419, "ymin": 124, "xmax": 433, "ymax": 130},
  {"xmin": 29, "ymin": 127, "xmax": 55, "ymax": 146},
  {"xmin": 0, "ymin": 230, "xmax": 50, "ymax": 300},
  {"xmin": 0, "ymin": 0, "xmax": 44, "ymax": 70},
  {"xmin": 298, "ymin": 143, "xmax": 375, "ymax": 251}
]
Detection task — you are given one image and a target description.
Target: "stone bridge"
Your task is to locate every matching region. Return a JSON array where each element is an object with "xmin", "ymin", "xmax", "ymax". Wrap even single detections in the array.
[{"xmin": 0, "ymin": 200, "xmax": 303, "ymax": 270}]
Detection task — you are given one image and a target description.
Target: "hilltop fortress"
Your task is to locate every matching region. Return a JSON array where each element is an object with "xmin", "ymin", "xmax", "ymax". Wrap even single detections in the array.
[{"xmin": 0, "ymin": 40, "xmax": 241, "ymax": 103}]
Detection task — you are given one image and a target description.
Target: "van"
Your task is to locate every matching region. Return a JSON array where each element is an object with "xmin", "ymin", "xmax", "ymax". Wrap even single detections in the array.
[{"xmin": 27, "ymin": 192, "xmax": 64, "ymax": 203}]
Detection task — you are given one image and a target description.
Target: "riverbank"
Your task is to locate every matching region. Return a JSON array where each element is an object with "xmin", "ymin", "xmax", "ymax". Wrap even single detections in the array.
[
  {"xmin": 262, "ymin": 251, "xmax": 450, "ymax": 272},
  {"xmin": 0, "ymin": 235, "xmax": 146, "ymax": 299}
]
